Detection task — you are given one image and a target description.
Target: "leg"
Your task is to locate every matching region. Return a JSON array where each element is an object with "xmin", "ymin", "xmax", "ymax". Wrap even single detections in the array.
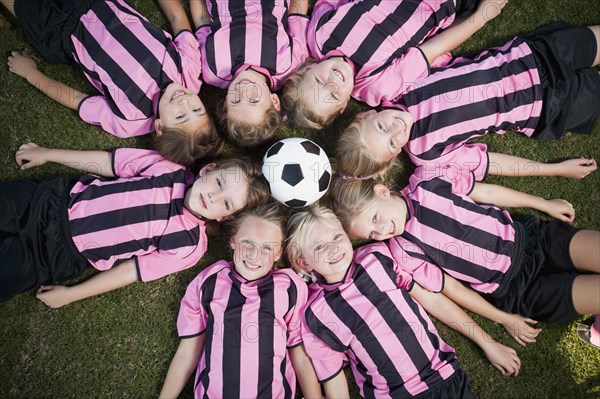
[
  {"xmin": 0, "ymin": 180, "xmax": 38, "ymax": 233},
  {"xmin": 588, "ymin": 25, "xmax": 600, "ymax": 66},
  {"xmin": 0, "ymin": 235, "xmax": 38, "ymax": 301},
  {"xmin": 569, "ymin": 230, "xmax": 600, "ymax": 273},
  {"xmin": 0, "ymin": 0, "xmax": 15, "ymax": 16},
  {"xmin": 571, "ymin": 275, "xmax": 600, "ymax": 315}
]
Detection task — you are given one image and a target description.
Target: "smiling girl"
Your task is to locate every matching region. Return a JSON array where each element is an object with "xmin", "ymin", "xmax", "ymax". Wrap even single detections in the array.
[{"xmin": 0, "ymin": 143, "xmax": 269, "ymax": 306}]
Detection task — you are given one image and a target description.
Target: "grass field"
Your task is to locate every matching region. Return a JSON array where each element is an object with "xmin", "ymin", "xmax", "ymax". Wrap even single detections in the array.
[{"xmin": 0, "ymin": 1, "xmax": 599, "ymax": 398}]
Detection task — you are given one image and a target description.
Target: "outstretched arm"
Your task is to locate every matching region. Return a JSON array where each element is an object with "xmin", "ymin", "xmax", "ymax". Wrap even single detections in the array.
[
  {"xmin": 488, "ymin": 153, "xmax": 597, "ymax": 179},
  {"xmin": 7, "ymin": 52, "xmax": 87, "ymax": 110},
  {"xmin": 289, "ymin": 0, "xmax": 309, "ymax": 15},
  {"xmin": 15, "ymin": 142, "xmax": 115, "ymax": 176},
  {"xmin": 158, "ymin": 0, "xmax": 192, "ymax": 34},
  {"xmin": 410, "ymin": 283, "xmax": 521, "ymax": 376},
  {"xmin": 290, "ymin": 344, "xmax": 322, "ymax": 399},
  {"xmin": 159, "ymin": 335, "xmax": 205, "ymax": 399},
  {"xmin": 419, "ymin": 0, "xmax": 508, "ymax": 64},
  {"xmin": 442, "ymin": 274, "xmax": 541, "ymax": 346},
  {"xmin": 36, "ymin": 259, "xmax": 138, "ymax": 308},
  {"xmin": 190, "ymin": 0, "xmax": 210, "ymax": 28},
  {"xmin": 469, "ymin": 181, "xmax": 575, "ymax": 222}
]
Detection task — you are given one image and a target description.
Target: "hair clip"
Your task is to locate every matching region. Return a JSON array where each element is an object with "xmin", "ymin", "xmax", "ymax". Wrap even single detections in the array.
[{"xmin": 282, "ymin": 112, "xmax": 289, "ymax": 122}]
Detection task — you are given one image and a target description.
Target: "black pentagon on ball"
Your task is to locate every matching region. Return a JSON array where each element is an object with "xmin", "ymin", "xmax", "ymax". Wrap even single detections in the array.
[
  {"xmin": 318, "ymin": 170, "xmax": 331, "ymax": 192},
  {"xmin": 300, "ymin": 140, "xmax": 321, "ymax": 155},
  {"xmin": 281, "ymin": 163, "xmax": 304, "ymax": 186},
  {"xmin": 266, "ymin": 141, "xmax": 284, "ymax": 158},
  {"xmin": 285, "ymin": 198, "xmax": 307, "ymax": 207}
]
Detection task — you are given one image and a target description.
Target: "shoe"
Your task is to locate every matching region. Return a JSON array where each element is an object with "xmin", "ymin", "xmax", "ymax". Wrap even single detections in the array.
[{"xmin": 576, "ymin": 323, "xmax": 600, "ymax": 349}]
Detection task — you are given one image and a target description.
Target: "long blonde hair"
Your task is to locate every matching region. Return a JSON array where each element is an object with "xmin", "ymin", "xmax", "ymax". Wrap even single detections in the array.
[{"xmin": 327, "ymin": 178, "xmax": 383, "ymax": 233}]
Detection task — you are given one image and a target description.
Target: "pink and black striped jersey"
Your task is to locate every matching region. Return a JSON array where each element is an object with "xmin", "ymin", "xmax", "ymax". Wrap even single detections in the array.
[
  {"xmin": 195, "ymin": 0, "xmax": 309, "ymax": 90},
  {"xmin": 177, "ymin": 261, "xmax": 307, "ymax": 399},
  {"xmin": 393, "ymin": 163, "xmax": 520, "ymax": 295},
  {"xmin": 67, "ymin": 148, "xmax": 207, "ymax": 281},
  {"xmin": 71, "ymin": 0, "xmax": 203, "ymax": 137},
  {"xmin": 302, "ymin": 242, "xmax": 458, "ymax": 398},
  {"xmin": 308, "ymin": 0, "xmax": 456, "ymax": 106},
  {"xmin": 383, "ymin": 37, "xmax": 543, "ymax": 175}
]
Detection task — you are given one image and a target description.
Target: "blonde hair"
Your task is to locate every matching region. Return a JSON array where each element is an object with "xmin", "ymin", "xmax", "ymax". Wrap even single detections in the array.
[
  {"xmin": 222, "ymin": 102, "xmax": 283, "ymax": 148},
  {"xmin": 327, "ymin": 178, "xmax": 383, "ymax": 234},
  {"xmin": 336, "ymin": 119, "xmax": 397, "ymax": 178},
  {"xmin": 285, "ymin": 205, "xmax": 341, "ymax": 274},
  {"xmin": 154, "ymin": 116, "xmax": 223, "ymax": 168},
  {"xmin": 229, "ymin": 201, "xmax": 288, "ymax": 241},
  {"xmin": 282, "ymin": 58, "xmax": 339, "ymax": 130}
]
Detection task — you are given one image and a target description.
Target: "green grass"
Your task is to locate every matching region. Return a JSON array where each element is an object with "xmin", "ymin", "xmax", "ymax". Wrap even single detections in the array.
[{"xmin": 1, "ymin": 1, "xmax": 599, "ymax": 398}]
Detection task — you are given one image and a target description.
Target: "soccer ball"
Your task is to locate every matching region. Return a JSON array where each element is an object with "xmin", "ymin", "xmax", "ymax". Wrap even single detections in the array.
[{"xmin": 262, "ymin": 138, "xmax": 332, "ymax": 207}]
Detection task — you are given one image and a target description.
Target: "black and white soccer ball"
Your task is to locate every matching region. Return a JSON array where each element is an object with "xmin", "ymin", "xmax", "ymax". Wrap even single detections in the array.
[{"xmin": 262, "ymin": 138, "xmax": 332, "ymax": 207}]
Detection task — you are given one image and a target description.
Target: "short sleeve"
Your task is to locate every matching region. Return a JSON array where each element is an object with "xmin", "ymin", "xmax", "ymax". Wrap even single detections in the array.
[
  {"xmin": 177, "ymin": 272, "xmax": 210, "ymax": 338},
  {"xmin": 282, "ymin": 271, "xmax": 309, "ymax": 347},
  {"xmin": 387, "ymin": 236, "xmax": 444, "ymax": 293},
  {"xmin": 194, "ymin": 25, "xmax": 211, "ymax": 48},
  {"xmin": 78, "ymin": 96, "xmax": 153, "ymax": 137},
  {"xmin": 111, "ymin": 148, "xmax": 173, "ymax": 178},
  {"xmin": 301, "ymin": 311, "xmax": 348, "ymax": 382},
  {"xmin": 352, "ymin": 47, "xmax": 430, "ymax": 106},
  {"xmin": 287, "ymin": 15, "xmax": 310, "ymax": 70},
  {"xmin": 412, "ymin": 163, "xmax": 476, "ymax": 196},
  {"xmin": 136, "ymin": 229, "xmax": 208, "ymax": 282},
  {"xmin": 312, "ymin": 0, "xmax": 351, "ymax": 15},
  {"xmin": 416, "ymin": 143, "xmax": 490, "ymax": 182},
  {"xmin": 173, "ymin": 30, "xmax": 203, "ymax": 94}
]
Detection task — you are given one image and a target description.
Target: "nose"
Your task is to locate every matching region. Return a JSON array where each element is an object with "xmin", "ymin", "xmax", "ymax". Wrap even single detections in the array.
[
  {"xmin": 244, "ymin": 243, "xmax": 259, "ymax": 260},
  {"xmin": 207, "ymin": 191, "xmax": 221, "ymax": 204}
]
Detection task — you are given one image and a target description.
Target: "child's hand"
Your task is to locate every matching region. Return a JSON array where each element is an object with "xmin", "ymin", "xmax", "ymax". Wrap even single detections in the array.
[
  {"xmin": 557, "ymin": 158, "xmax": 597, "ymax": 179},
  {"xmin": 7, "ymin": 51, "xmax": 39, "ymax": 81},
  {"xmin": 36, "ymin": 285, "xmax": 72, "ymax": 308},
  {"xmin": 501, "ymin": 314, "xmax": 542, "ymax": 346},
  {"xmin": 543, "ymin": 199, "xmax": 575, "ymax": 223},
  {"xmin": 15, "ymin": 142, "xmax": 49, "ymax": 170},
  {"xmin": 482, "ymin": 341, "xmax": 521, "ymax": 377},
  {"xmin": 477, "ymin": 0, "xmax": 509, "ymax": 22}
]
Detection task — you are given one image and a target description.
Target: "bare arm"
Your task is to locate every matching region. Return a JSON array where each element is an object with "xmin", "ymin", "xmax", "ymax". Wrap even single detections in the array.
[
  {"xmin": 469, "ymin": 181, "xmax": 575, "ymax": 222},
  {"xmin": 488, "ymin": 153, "xmax": 597, "ymax": 179},
  {"xmin": 190, "ymin": 0, "xmax": 210, "ymax": 28},
  {"xmin": 410, "ymin": 284, "xmax": 521, "ymax": 376},
  {"xmin": 323, "ymin": 370, "xmax": 350, "ymax": 399},
  {"xmin": 290, "ymin": 344, "xmax": 322, "ymax": 399},
  {"xmin": 442, "ymin": 274, "xmax": 541, "ymax": 346},
  {"xmin": 36, "ymin": 259, "xmax": 138, "ymax": 308},
  {"xmin": 289, "ymin": 0, "xmax": 309, "ymax": 15},
  {"xmin": 8, "ymin": 52, "xmax": 87, "ymax": 110},
  {"xmin": 15, "ymin": 142, "xmax": 115, "ymax": 176},
  {"xmin": 159, "ymin": 335, "xmax": 205, "ymax": 399},
  {"xmin": 158, "ymin": 0, "xmax": 192, "ymax": 34},
  {"xmin": 419, "ymin": 0, "xmax": 508, "ymax": 64}
]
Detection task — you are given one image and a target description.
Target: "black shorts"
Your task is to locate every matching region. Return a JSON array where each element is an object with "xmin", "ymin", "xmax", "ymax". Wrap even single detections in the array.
[
  {"xmin": 489, "ymin": 215, "xmax": 581, "ymax": 322},
  {"xmin": 0, "ymin": 175, "xmax": 88, "ymax": 302},
  {"xmin": 523, "ymin": 22, "xmax": 600, "ymax": 139},
  {"xmin": 14, "ymin": 0, "xmax": 98, "ymax": 64},
  {"xmin": 413, "ymin": 368, "xmax": 476, "ymax": 399}
]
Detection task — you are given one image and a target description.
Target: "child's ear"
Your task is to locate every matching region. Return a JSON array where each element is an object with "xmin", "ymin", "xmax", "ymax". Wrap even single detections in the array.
[
  {"xmin": 229, "ymin": 234, "xmax": 236, "ymax": 251},
  {"xmin": 295, "ymin": 257, "xmax": 312, "ymax": 272},
  {"xmin": 373, "ymin": 183, "xmax": 390, "ymax": 198},
  {"xmin": 198, "ymin": 162, "xmax": 216, "ymax": 176},
  {"xmin": 355, "ymin": 110, "xmax": 377, "ymax": 121},
  {"xmin": 154, "ymin": 119, "xmax": 163, "ymax": 136},
  {"xmin": 271, "ymin": 94, "xmax": 281, "ymax": 111},
  {"xmin": 273, "ymin": 247, "xmax": 283, "ymax": 263},
  {"xmin": 339, "ymin": 103, "xmax": 347, "ymax": 114},
  {"xmin": 216, "ymin": 214, "xmax": 235, "ymax": 223}
]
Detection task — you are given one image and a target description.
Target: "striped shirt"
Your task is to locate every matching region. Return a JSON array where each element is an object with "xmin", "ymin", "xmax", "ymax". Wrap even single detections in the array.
[
  {"xmin": 71, "ymin": 0, "xmax": 203, "ymax": 137},
  {"xmin": 308, "ymin": 0, "xmax": 456, "ymax": 106},
  {"xmin": 177, "ymin": 261, "xmax": 307, "ymax": 399},
  {"xmin": 394, "ymin": 163, "xmax": 519, "ymax": 295},
  {"xmin": 383, "ymin": 37, "xmax": 543, "ymax": 177},
  {"xmin": 195, "ymin": 0, "xmax": 310, "ymax": 90},
  {"xmin": 302, "ymin": 242, "xmax": 458, "ymax": 398},
  {"xmin": 67, "ymin": 148, "xmax": 207, "ymax": 282}
]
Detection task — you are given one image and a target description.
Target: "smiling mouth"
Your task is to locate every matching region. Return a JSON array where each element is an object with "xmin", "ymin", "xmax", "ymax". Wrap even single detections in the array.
[
  {"xmin": 199, "ymin": 194, "xmax": 207, "ymax": 209},
  {"xmin": 332, "ymin": 68, "xmax": 344, "ymax": 83},
  {"xmin": 389, "ymin": 220, "xmax": 396, "ymax": 236},
  {"xmin": 237, "ymin": 78, "xmax": 254, "ymax": 85},
  {"xmin": 329, "ymin": 252, "xmax": 345, "ymax": 265},
  {"xmin": 171, "ymin": 89, "xmax": 187, "ymax": 102},
  {"xmin": 243, "ymin": 260, "xmax": 260, "ymax": 270}
]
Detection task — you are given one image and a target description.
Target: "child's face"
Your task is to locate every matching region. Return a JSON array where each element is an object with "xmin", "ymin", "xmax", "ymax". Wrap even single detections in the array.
[
  {"xmin": 298, "ymin": 217, "xmax": 354, "ymax": 284},
  {"xmin": 230, "ymin": 216, "xmax": 283, "ymax": 281},
  {"xmin": 348, "ymin": 184, "xmax": 408, "ymax": 241},
  {"xmin": 359, "ymin": 109, "xmax": 413, "ymax": 164},
  {"xmin": 157, "ymin": 83, "xmax": 210, "ymax": 134},
  {"xmin": 226, "ymin": 69, "xmax": 280, "ymax": 125},
  {"xmin": 186, "ymin": 165, "xmax": 249, "ymax": 221},
  {"xmin": 298, "ymin": 57, "xmax": 353, "ymax": 121}
]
